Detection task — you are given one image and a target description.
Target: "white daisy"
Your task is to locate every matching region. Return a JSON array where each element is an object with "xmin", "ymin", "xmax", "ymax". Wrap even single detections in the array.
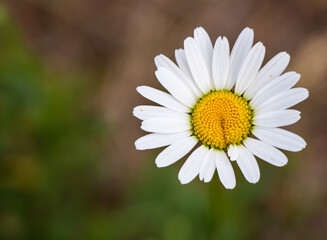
[{"xmin": 133, "ymin": 27, "xmax": 308, "ymax": 189}]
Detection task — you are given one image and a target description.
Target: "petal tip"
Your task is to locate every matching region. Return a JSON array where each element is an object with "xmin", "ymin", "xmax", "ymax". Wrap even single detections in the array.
[
  {"xmin": 225, "ymin": 185, "xmax": 236, "ymax": 190},
  {"xmin": 243, "ymin": 27, "xmax": 253, "ymax": 32},
  {"xmin": 134, "ymin": 141, "xmax": 142, "ymax": 150},
  {"xmin": 136, "ymin": 85, "xmax": 146, "ymax": 94},
  {"xmin": 179, "ymin": 179, "xmax": 190, "ymax": 185}
]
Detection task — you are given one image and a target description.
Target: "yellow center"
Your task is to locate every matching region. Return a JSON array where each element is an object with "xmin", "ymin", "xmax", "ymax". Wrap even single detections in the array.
[{"xmin": 191, "ymin": 91, "xmax": 252, "ymax": 150}]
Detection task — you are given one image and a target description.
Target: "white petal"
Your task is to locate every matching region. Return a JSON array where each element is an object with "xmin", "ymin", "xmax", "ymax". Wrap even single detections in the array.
[
  {"xmin": 155, "ymin": 136, "xmax": 198, "ymax": 168},
  {"xmin": 245, "ymin": 52, "xmax": 290, "ymax": 99},
  {"xmin": 214, "ymin": 150, "xmax": 236, "ymax": 189},
  {"xmin": 227, "ymin": 144, "xmax": 239, "ymax": 161},
  {"xmin": 133, "ymin": 105, "xmax": 189, "ymax": 121},
  {"xmin": 212, "ymin": 36, "xmax": 230, "ymax": 90},
  {"xmin": 250, "ymin": 72, "xmax": 300, "ymax": 109},
  {"xmin": 174, "ymin": 49, "xmax": 202, "ymax": 97},
  {"xmin": 154, "ymin": 54, "xmax": 173, "ymax": 69},
  {"xmin": 155, "ymin": 54, "xmax": 201, "ymax": 97},
  {"xmin": 135, "ymin": 131, "xmax": 191, "ymax": 150},
  {"xmin": 175, "ymin": 49, "xmax": 193, "ymax": 80},
  {"xmin": 235, "ymin": 42, "xmax": 266, "ymax": 96},
  {"xmin": 255, "ymin": 88, "xmax": 309, "ymax": 114},
  {"xmin": 253, "ymin": 109, "xmax": 301, "ymax": 128},
  {"xmin": 184, "ymin": 37, "xmax": 212, "ymax": 93},
  {"xmin": 244, "ymin": 137, "xmax": 288, "ymax": 167},
  {"xmin": 252, "ymin": 127, "xmax": 306, "ymax": 152},
  {"xmin": 141, "ymin": 117, "xmax": 191, "ymax": 133},
  {"xmin": 194, "ymin": 27, "xmax": 214, "ymax": 87},
  {"xmin": 155, "ymin": 67, "xmax": 196, "ymax": 107},
  {"xmin": 236, "ymin": 145, "xmax": 260, "ymax": 183},
  {"xmin": 178, "ymin": 145, "xmax": 208, "ymax": 184},
  {"xmin": 136, "ymin": 86, "xmax": 189, "ymax": 112},
  {"xmin": 225, "ymin": 27, "xmax": 254, "ymax": 90},
  {"xmin": 199, "ymin": 148, "xmax": 216, "ymax": 182}
]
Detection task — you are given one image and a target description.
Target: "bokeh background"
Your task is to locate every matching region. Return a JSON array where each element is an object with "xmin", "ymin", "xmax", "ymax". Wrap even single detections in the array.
[{"xmin": 1, "ymin": 0, "xmax": 327, "ymax": 239}]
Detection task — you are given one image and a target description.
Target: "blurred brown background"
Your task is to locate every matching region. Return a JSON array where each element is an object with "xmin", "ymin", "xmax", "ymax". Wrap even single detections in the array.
[{"xmin": 1, "ymin": 0, "xmax": 327, "ymax": 239}]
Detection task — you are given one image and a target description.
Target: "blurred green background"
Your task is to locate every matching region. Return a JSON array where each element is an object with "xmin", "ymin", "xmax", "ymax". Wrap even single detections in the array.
[{"xmin": 0, "ymin": 0, "xmax": 326, "ymax": 239}]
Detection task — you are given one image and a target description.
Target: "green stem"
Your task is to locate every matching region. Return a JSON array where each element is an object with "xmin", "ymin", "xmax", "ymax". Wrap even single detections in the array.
[{"xmin": 208, "ymin": 176, "xmax": 221, "ymax": 235}]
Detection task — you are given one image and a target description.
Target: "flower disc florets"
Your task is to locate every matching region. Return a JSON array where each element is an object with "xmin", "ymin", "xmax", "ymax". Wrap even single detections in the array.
[{"xmin": 191, "ymin": 90, "xmax": 252, "ymax": 150}]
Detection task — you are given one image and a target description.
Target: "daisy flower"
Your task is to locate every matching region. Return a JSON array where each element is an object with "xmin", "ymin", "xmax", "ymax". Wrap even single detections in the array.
[{"xmin": 133, "ymin": 27, "xmax": 308, "ymax": 189}]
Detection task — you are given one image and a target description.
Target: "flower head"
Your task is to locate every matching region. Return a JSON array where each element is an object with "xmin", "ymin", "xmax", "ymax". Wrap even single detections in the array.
[{"xmin": 133, "ymin": 27, "xmax": 308, "ymax": 189}]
